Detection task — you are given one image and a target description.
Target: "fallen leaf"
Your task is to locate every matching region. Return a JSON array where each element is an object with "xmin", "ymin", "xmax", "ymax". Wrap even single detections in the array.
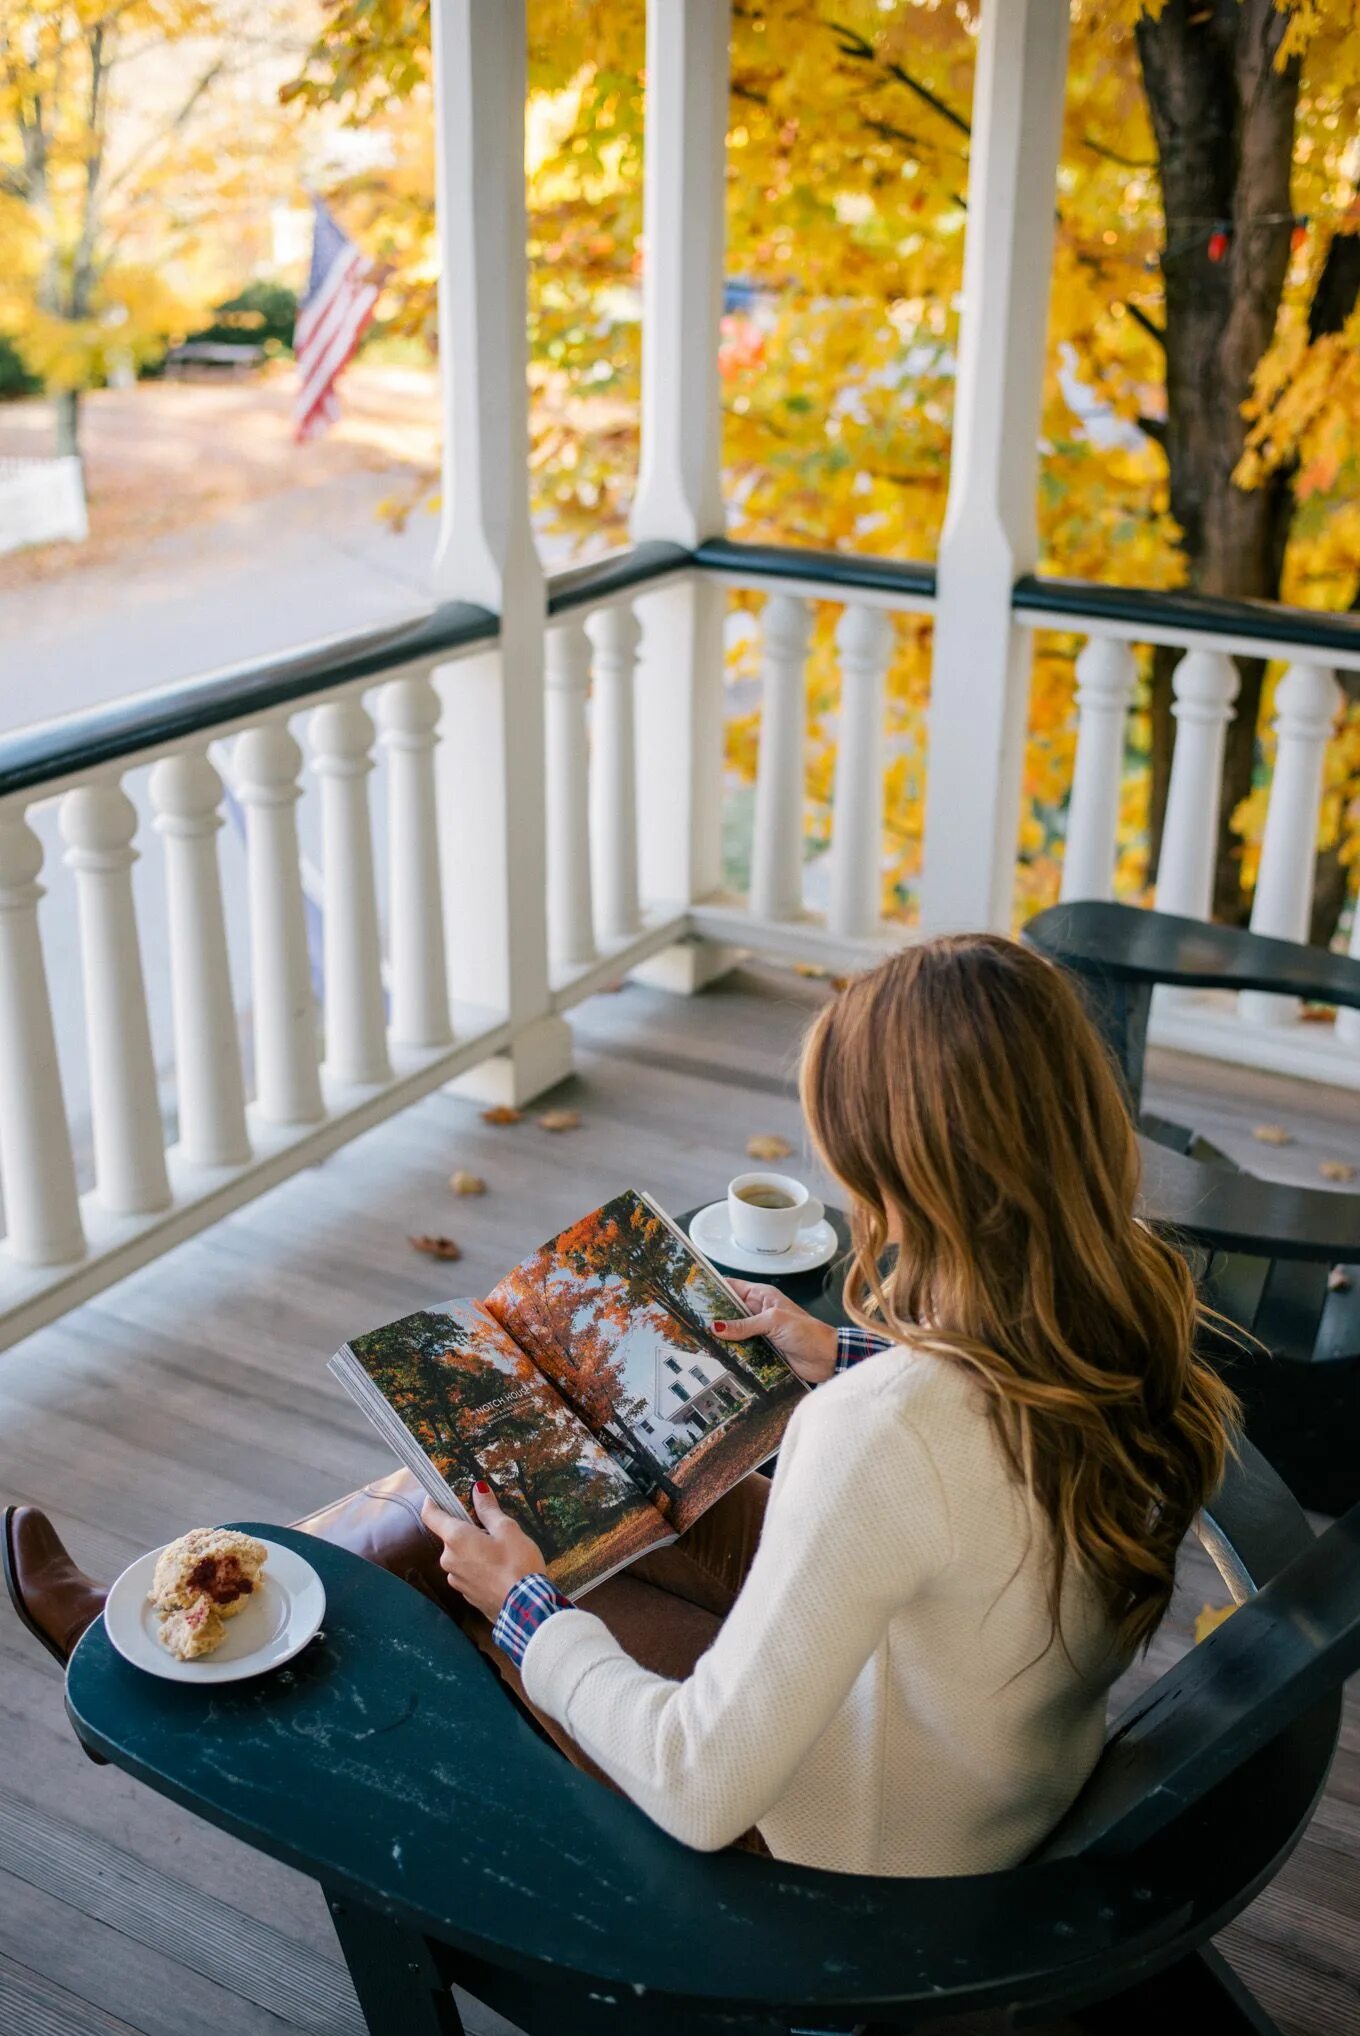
[
  {"xmin": 830, "ymin": 974, "xmax": 852, "ymax": 992},
  {"xmin": 409, "ymin": 1234, "xmax": 463, "ymax": 1261},
  {"xmin": 1300, "ymin": 1003, "xmax": 1337, "ymax": 1024},
  {"xmin": 481, "ymin": 1106, "xmax": 522, "ymax": 1126},
  {"xmin": 1328, "ymin": 1267, "xmax": 1354, "ymax": 1293},
  {"xmin": 449, "ymin": 1170, "xmax": 486, "ymax": 1196},
  {"xmin": 1319, "ymin": 1159, "xmax": 1357, "ymax": 1184},
  {"xmin": 793, "ymin": 962, "xmax": 828, "ymax": 979},
  {"xmin": 1252, "ymin": 1124, "xmax": 1293, "ymax": 1147},
  {"xmin": 538, "ymin": 1108, "xmax": 581, "ymax": 1133},
  {"xmin": 746, "ymin": 1133, "xmax": 793, "ymax": 1161},
  {"xmin": 1194, "ymin": 1602, "xmax": 1236, "ymax": 1644}
]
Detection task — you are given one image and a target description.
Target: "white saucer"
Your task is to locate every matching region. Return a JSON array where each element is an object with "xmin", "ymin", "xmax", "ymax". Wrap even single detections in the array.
[
  {"xmin": 688, "ymin": 1200, "xmax": 840, "ymax": 1277},
  {"xmin": 101, "ymin": 1538, "xmax": 326, "ymax": 1684}
]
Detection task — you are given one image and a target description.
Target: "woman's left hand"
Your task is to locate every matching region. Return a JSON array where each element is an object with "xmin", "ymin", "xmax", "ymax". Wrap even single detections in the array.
[{"xmin": 420, "ymin": 1483, "xmax": 546, "ymax": 1620}]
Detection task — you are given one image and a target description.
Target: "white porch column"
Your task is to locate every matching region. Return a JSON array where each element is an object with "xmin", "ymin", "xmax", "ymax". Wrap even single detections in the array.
[
  {"xmin": 150, "ymin": 750, "xmax": 251, "ymax": 1168},
  {"xmin": 827, "ymin": 604, "xmax": 895, "ymax": 941},
  {"xmin": 629, "ymin": 0, "xmax": 732, "ymax": 991},
  {"xmin": 60, "ymin": 786, "xmax": 172, "ymax": 1216},
  {"xmin": 918, "ymin": 0, "xmax": 1071, "ymax": 933},
  {"xmin": 429, "ymin": 0, "xmax": 569, "ymax": 1103},
  {"xmin": 748, "ymin": 594, "xmax": 814, "ymax": 922},
  {"xmin": 0, "ymin": 813, "xmax": 85, "ymax": 1264},
  {"xmin": 1240, "ymin": 662, "xmax": 1342, "ymax": 1029},
  {"xmin": 1060, "ymin": 638, "xmax": 1136, "ymax": 902},
  {"xmin": 1155, "ymin": 650, "xmax": 1240, "ymax": 919}
]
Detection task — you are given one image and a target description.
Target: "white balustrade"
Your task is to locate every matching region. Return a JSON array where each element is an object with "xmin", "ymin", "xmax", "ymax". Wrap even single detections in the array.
[
  {"xmin": 60, "ymin": 784, "xmax": 171, "ymax": 1216},
  {"xmin": 1060, "ymin": 638, "xmax": 1137, "ymax": 902},
  {"xmin": 544, "ymin": 617, "xmax": 597, "ymax": 970},
  {"xmin": 310, "ymin": 700, "xmax": 391, "ymax": 1087},
  {"xmin": 234, "ymin": 723, "xmax": 325, "ymax": 1125},
  {"xmin": 588, "ymin": 601, "xmax": 644, "ymax": 946},
  {"xmin": 150, "ymin": 750, "xmax": 250, "ymax": 1168},
  {"xmin": 377, "ymin": 676, "xmax": 451, "ymax": 1048},
  {"xmin": 0, "ymin": 814, "xmax": 84, "ymax": 1264},
  {"xmin": 827, "ymin": 603, "xmax": 896, "ymax": 940},
  {"xmin": 1155, "ymin": 650, "xmax": 1240, "ymax": 919},
  {"xmin": 1339, "ymin": 898, "xmax": 1360, "ymax": 1050},
  {"xmin": 749, "ymin": 595, "xmax": 814, "ymax": 923},
  {"xmin": 1240, "ymin": 661, "xmax": 1343, "ymax": 1029}
]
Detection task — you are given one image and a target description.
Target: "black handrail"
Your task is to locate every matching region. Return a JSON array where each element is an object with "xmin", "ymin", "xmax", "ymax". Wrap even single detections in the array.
[
  {"xmin": 8, "ymin": 535, "xmax": 1359, "ymax": 800},
  {"xmin": 1014, "ymin": 573, "xmax": 1360, "ymax": 662},
  {"xmin": 546, "ymin": 540, "xmax": 691, "ymax": 615},
  {"xmin": 694, "ymin": 536, "xmax": 937, "ymax": 602}
]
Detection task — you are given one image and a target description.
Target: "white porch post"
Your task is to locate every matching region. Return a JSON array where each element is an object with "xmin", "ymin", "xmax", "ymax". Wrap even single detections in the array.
[
  {"xmin": 918, "ymin": 0, "xmax": 1071, "ymax": 933},
  {"xmin": 429, "ymin": 0, "xmax": 570, "ymax": 1103},
  {"xmin": 1155, "ymin": 650, "xmax": 1240, "ymax": 919},
  {"xmin": 629, "ymin": 0, "xmax": 732, "ymax": 992}
]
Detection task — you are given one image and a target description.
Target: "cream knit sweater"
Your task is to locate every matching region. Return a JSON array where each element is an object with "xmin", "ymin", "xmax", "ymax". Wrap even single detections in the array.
[{"xmin": 521, "ymin": 1344, "xmax": 1123, "ymax": 1875}]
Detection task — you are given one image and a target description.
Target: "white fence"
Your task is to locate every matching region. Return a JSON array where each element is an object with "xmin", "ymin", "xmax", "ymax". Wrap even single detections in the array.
[{"xmin": 0, "ymin": 456, "xmax": 88, "ymax": 557}]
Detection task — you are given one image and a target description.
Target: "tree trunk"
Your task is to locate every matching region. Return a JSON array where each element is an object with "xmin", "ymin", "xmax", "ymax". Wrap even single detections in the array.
[
  {"xmin": 54, "ymin": 389, "xmax": 82, "ymax": 461},
  {"xmin": 1135, "ymin": 0, "xmax": 1300, "ymax": 921}
]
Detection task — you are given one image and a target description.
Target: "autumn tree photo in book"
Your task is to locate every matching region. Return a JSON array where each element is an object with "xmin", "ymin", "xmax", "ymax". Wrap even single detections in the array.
[
  {"xmin": 489, "ymin": 1191, "xmax": 802, "ymax": 1534},
  {"xmin": 345, "ymin": 1300, "xmax": 665, "ymax": 1595}
]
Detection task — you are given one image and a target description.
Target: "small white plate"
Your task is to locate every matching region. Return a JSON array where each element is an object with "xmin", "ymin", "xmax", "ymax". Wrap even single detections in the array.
[
  {"xmin": 688, "ymin": 1200, "xmax": 841, "ymax": 1277},
  {"xmin": 102, "ymin": 1538, "xmax": 326, "ymax": 1684}
]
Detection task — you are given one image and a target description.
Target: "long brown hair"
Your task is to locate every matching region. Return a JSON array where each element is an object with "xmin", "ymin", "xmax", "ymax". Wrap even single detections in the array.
[{"xmin": 800, "ymin": 934, "xmax": 1239, "ymax": 1658}]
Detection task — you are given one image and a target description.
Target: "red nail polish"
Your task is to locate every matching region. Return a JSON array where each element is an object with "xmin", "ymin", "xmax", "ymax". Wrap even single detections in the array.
[
  {"xmin": 474, "ymin": 1480, "xmax": 491, "ymax": 1494},
  {"xmin": 713, "ymin": 1320, "xmax": 727, "ymax": 1331}
]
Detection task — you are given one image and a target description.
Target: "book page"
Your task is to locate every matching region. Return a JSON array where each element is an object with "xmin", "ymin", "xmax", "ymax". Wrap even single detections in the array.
[
  {"xmin": 340, "ymin": 1299, "xmax": 670, "ymax": 1597},
  {"xmin": 487, "ymin": 1190, "xmax": 807, "ymax": 1535}
]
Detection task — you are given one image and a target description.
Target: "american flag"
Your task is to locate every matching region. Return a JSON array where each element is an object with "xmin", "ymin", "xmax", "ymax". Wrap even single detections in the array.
[{"xmin": 292, "ymin": 199, "xmax": 379, "ymax": 443}]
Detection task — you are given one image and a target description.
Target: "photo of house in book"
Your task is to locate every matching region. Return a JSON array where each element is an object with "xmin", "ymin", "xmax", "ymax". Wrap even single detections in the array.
[
  {"xmin": 330, "ymin": 1188, "xmax": 805, "ymax": 1599},
  {"xmin": 489, "ymin": 1190, "xmax": 803, "ymax": 1533},
  {"xmin": 342, "ymin": 1300, "xmax": 667, "ymax": 1596}
]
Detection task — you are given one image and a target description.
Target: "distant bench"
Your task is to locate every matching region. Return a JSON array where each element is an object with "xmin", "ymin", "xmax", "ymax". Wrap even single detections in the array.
[{"xmin": 162, "ymin": 342, "xmax": 266, "ymax": 378}]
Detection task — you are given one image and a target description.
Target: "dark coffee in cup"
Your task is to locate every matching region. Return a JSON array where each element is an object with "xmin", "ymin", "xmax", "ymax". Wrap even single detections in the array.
[{"xmin": 734, "ymin": 1185, "xmax": 796, "ymax": 1210}]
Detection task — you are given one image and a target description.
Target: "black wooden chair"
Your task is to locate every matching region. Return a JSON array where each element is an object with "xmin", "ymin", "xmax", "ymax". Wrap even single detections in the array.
[
  {"xmin": 65, "ymin": 1439, "xmax": 1360, "ymax": 2036},
  {"xmin": 1026, "ymin": 901, "xmax": 1360, "ymax": 1513}
]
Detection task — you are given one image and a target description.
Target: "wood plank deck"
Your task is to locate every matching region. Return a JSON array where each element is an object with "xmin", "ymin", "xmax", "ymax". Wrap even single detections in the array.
[{"xmin": 1, "ymin": 962, "xmax": 1357, "ymax": 2036}]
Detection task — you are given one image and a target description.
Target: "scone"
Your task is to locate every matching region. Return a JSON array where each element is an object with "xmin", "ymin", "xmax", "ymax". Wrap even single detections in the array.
[
  {"xmin": 151, "ymin": 1528, "xmax": 267, "ymax": 1620},
  {"xmin": 158, "ymin": 1596, "xmax": 227, "ymax": 1661}
]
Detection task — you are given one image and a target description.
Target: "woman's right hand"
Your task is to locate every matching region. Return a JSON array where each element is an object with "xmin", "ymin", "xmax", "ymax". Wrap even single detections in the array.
[{"xmin": 713, "ymin": 1280, "xmax": 840, "ymax": 1385}]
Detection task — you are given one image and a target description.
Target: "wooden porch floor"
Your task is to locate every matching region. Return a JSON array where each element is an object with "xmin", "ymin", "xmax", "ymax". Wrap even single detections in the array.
[{"xmin": 1, "ymin": 963, "xmax": 1357, "ymax": 2036}]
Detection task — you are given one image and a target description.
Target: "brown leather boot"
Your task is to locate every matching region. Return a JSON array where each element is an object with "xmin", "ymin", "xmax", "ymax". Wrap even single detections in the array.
[
  {"xmin": 3, "ymin": 1506, "xmax": 109, "ymax": 1667},
  {"xmin": 3, "ymin": 1470, "xmax": 456, "ymax": 1674}
]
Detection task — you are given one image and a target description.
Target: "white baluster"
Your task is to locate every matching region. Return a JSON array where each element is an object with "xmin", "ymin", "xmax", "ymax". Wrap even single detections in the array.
[
  {"xmin": 233, "ymin": 723, "xmax": 325, "ymax": 1125},
  {"xmin": 749, "ymin": 595, "xmax": 814, "ymax": 923},
  {"xmin": 377, "ymin": 677, "xmax": 451, "ymax": 1049},
  {"xmin": 0, "ymin": 813, "xmax": 84, "ymax": 1264},
  {"xmin": 545, "ymin": 617, "xmax": 597, "ymax": 970},
  {"xmin": 60, "ymin": 785, "xmax": 171, "ymax": 1216},
  {"xmin": 1338, "ymin": 889, "xmax": 1360, "ymax": 1050},
  {"xmin": 1155, "ymin": 650, "xmax": 1240, "ymax": 919},
  {"xmin": 1240, "ymin": 662, "xmax": 1342, "ymax": 1029},
  {"xmin": 827, "ymin": 604, "xmax": 896, "ymax": 941},
  {"xmin": 149, "ymin": 751, "xmax": 250, "ymax": 1168},
  {"xmin": 310, "ymin": 699, "xmax": 391, "ymax": 1087},
  {"xmin": 1060, "ymin": 638, "xmax": 1137, "ymax": 902},
  {"xmin": 589, "ymin": 602, "xmax": 644, "ymax": 945}
]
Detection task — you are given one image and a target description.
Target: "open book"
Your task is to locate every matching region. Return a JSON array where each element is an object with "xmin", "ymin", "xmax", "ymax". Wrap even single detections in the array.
[{"xmin": 328, "ymin": 1190, "xmax": 808, "ymax": 1597}]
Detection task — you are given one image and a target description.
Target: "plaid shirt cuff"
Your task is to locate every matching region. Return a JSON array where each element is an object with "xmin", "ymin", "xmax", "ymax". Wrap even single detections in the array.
[
  {"xmin": 834, "ymin": 1326, "xmax": 892, "ymax": 1374},
  {"xmin": 493, "ymin": 1571, "xmax": 572, "ymax": 1668}
]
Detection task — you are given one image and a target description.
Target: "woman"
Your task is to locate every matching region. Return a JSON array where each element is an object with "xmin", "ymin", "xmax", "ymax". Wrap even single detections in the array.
[{"xmin": 422, "ymin": 934, "xmax": 1240, "ymax": 1877}]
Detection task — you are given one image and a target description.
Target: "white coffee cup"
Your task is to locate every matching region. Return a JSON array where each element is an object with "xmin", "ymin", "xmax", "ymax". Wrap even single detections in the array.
[{"xmin": 727, "ymin": 1172, "xmax": 824, "ymax": 1256}]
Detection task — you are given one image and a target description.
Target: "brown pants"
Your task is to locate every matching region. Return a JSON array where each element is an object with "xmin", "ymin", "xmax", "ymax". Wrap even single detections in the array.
[{"xmin": 460, "ymin": 1473, "xmax": 772, "ymax": 1848}]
